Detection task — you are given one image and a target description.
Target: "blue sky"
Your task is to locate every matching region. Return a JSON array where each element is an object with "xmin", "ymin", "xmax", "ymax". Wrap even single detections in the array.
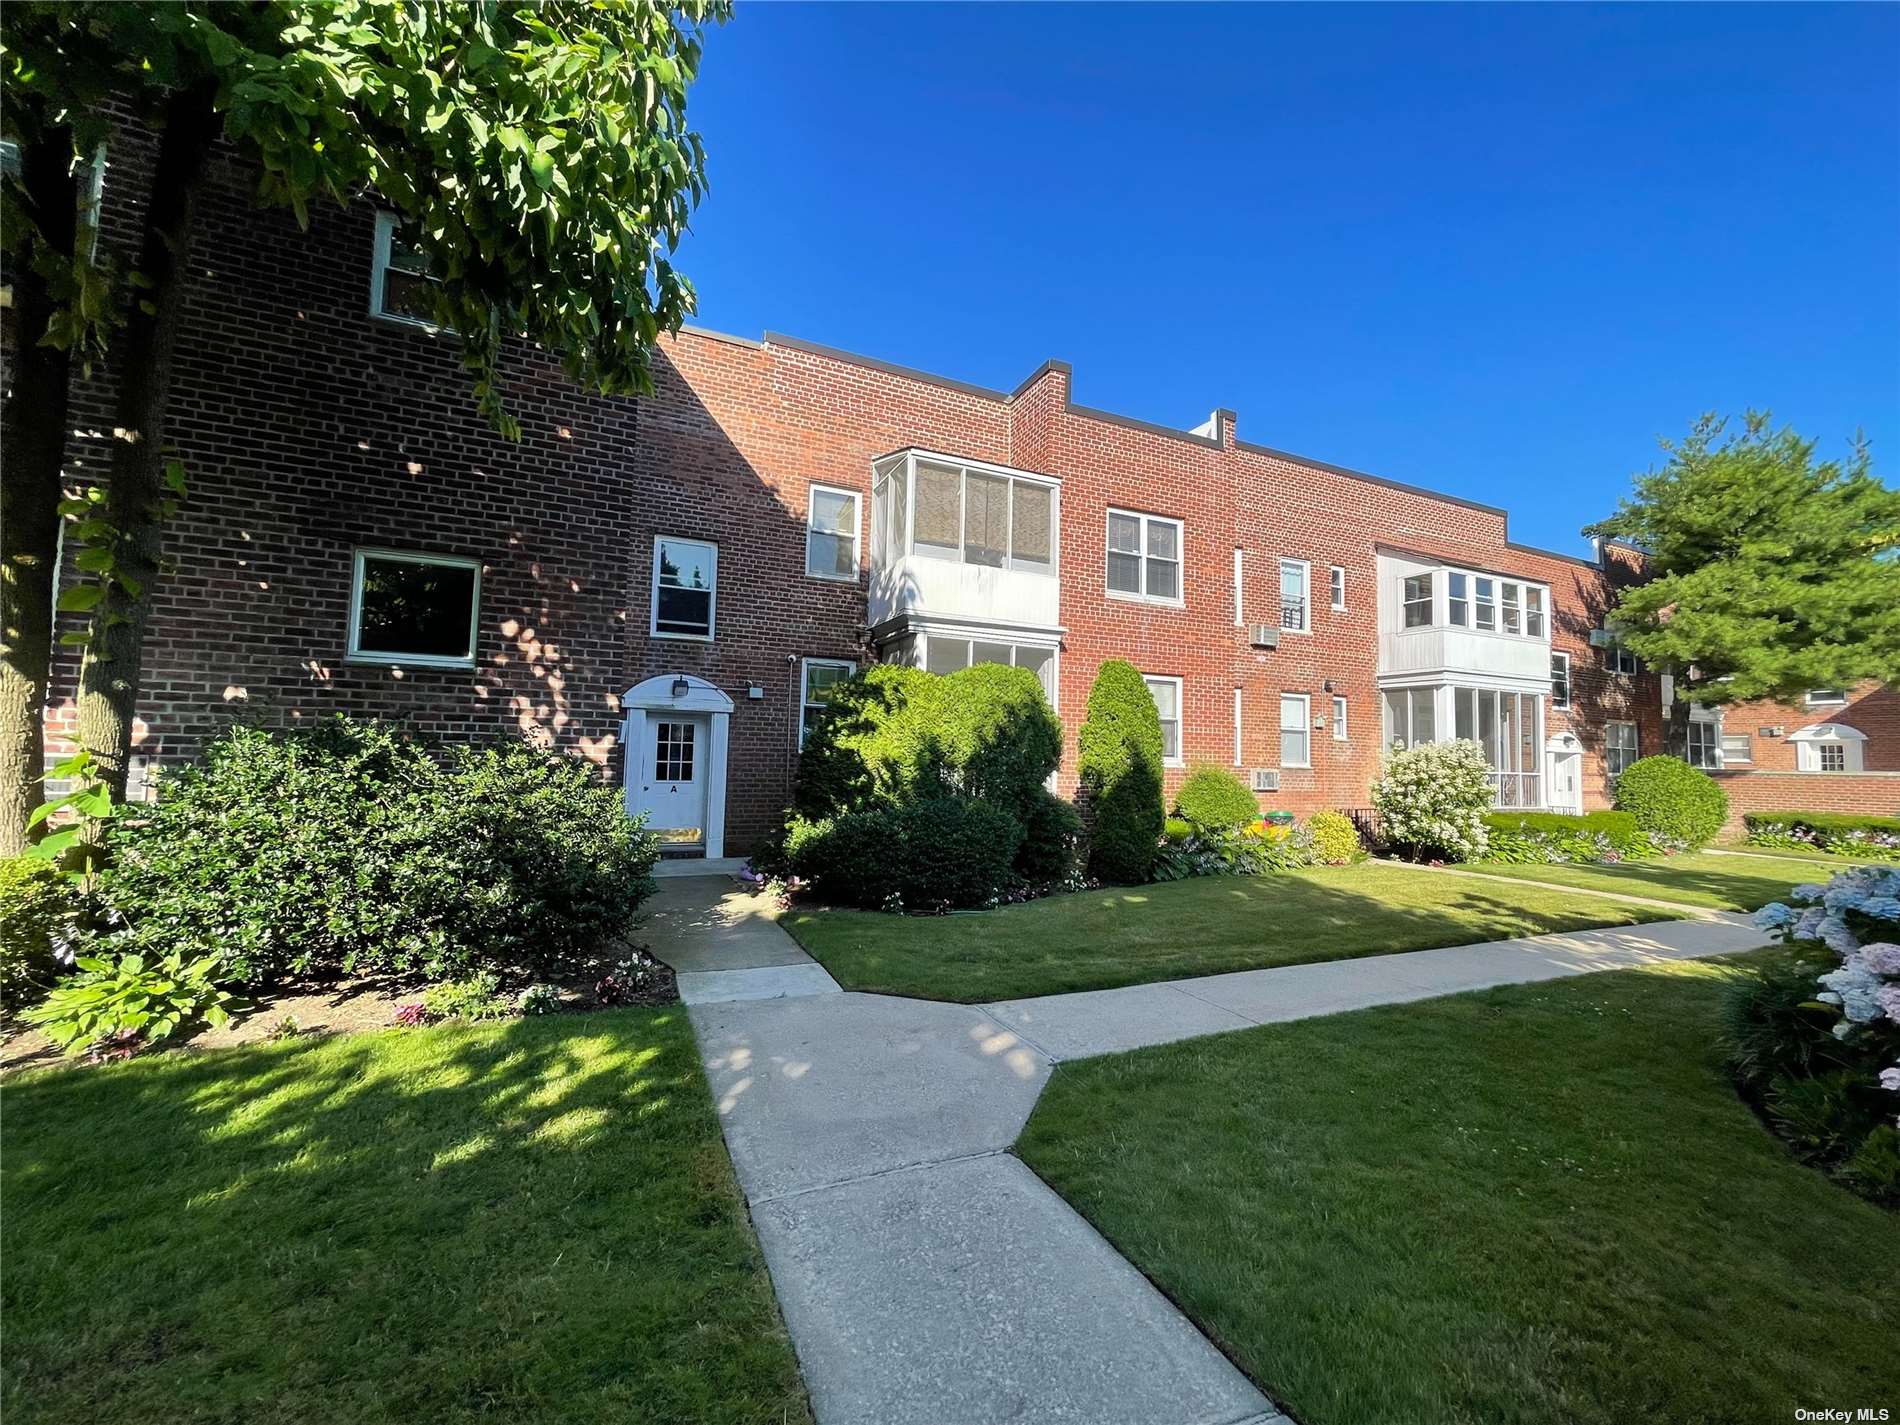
[{"xmin": 676, "ymin": 3, "xmax": 1899, "ymax": 555}]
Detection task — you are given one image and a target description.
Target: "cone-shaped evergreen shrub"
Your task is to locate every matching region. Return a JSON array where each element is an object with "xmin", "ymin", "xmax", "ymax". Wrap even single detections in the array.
[{"xmin": 1078, "ymin": 660, "xmax": 1165, "ymax": 883}]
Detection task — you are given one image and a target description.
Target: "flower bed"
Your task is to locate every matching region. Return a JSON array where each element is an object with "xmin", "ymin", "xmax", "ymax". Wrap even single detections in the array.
[
  {"xmin": 1476, "ymin": 810, "xmax": 1661, "ymax": 865},
  {"xmin": 1744, "ymin": 810, "xmax": 1900, "ymax": 862}
]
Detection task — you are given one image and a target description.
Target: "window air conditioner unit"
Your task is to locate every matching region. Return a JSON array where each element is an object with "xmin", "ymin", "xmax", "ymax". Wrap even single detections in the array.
[
  {"xmin": 1587, "ymin": 628, "xmax": 1615, "ymax": 648},
  {"xmin": 1249, "ymin": 624, "xmax": 1280, "ymax": 649},
  {"xmin": 1250, "ymin": 768, "xmax": 1280, "ymax": 792}
]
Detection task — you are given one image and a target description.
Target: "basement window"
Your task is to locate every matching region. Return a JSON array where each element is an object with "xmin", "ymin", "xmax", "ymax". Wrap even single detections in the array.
[{"xmin": 348, "ymin": 549, "xmax": 480, "ymax": 666}]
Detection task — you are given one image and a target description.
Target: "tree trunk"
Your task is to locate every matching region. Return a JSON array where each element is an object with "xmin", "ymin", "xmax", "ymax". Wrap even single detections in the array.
[
  {"xmin": 0, "ymin": 122, "xmax": 81, "ymax": 857},
  {"xmin": 1660, "ymin": 674, "xmax": 1690, "ymax": 761},
  {"xmin": 73, "ymin": 85, "xmax": 219, "ymax": 810}
]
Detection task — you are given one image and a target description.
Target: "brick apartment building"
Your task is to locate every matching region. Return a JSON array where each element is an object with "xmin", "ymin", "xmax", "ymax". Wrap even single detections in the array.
[{"xmin": 11, "ymin": 137, "xmax": 1897, "ymax": 854}]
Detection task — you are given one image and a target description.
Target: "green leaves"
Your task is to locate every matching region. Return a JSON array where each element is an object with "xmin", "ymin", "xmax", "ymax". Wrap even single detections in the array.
[{"xmin": 21, "ymin": 945, "xmax": 246, "ymax": 1056}]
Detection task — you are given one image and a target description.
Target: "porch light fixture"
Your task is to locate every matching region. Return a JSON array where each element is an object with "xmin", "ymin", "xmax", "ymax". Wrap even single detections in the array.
[{"xmin": 671, "ymin": 677, "xmax": 690, "ymax": 698}]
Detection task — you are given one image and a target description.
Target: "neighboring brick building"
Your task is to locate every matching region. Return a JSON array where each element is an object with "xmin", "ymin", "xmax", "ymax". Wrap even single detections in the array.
[{"xmin": 12, "ymin": 138, "xmax": 1893, "ymax": 854}]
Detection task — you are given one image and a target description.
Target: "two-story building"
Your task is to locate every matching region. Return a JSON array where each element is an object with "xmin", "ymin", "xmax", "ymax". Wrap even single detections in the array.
[{"xmin": 21, "ymin": 134, "xmax": 1892, "ymax": 857}]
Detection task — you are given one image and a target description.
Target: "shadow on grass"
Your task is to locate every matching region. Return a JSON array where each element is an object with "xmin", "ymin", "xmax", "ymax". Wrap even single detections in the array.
[
  {"xmin": 783, "ymin": 863, "xmax": 1690, "ymax": 1002},
  {"xmin": 1456, "ymin": 852, "xmax": 1816, "ymax": 912},
  {"xmin": 1, "ymin": 1009, "xmax": 810, "ymax": 1425}
]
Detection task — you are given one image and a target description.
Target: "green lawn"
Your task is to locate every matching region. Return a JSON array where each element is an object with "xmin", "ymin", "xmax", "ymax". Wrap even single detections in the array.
[
  {"xmin": 1453, "ymin": 848, "xmax": 1826, "ymax": 911},
  {"xmin": 1, "ymin": 1009, "xmax": 810, "ymax": 1425},
  {"xmin": 1710, "ymin": 844, "xmax": 1883, "ymax": 869},
  {"xmin": 1016, "ymin": 951, "xmax": 1900, "ymax": 1425},
  {"xmin": 782, "ymin": 862, "xmax": 1686, "ymax": 1002}
]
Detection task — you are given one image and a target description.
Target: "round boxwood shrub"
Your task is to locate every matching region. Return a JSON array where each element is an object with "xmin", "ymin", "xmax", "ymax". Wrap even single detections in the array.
[
  {"xmin": 1306, "ymin": 810, "xmax": 1364, "ymax": 866},
  {"xmin": 93, "ymin": 718, "xmax": 658, "ymax": 985},
  {"xmin": 1174, "ymin": 763, "xmax": 1259, "ymax": 829},
  {"xmin": 787, "ymin": 798, "xmax": 1024, "ymax": 910},
  {"xmin": 1371, "ymin": 739, "xmax": 1493, "ymax": 861},
  {"xmin": 1614, "ymin": 754, "xmax": 1728, "ymax": 849},
  {"xmin": 1078, "ymin": 660, "xmax": 1165, "ymax": 884}
]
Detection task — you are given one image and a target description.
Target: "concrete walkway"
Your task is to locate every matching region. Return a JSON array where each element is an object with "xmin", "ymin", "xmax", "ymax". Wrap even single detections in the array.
[
  {"xmin": 643, "ymin": 874, "xmax": 841, "ymax": 1005},
  {"xmin": 650, "ymin": 874, "xmax": 1765, "ymax": 1425}
]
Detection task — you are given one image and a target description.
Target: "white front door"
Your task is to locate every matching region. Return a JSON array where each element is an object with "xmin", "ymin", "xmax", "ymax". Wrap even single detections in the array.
[
  {"xmin": 638, "ymin": 714, "xmax": 710, "ymax": 846},
  {"xmin": 1548, "ymin": 749, "xmax": 1583, "ymax": 814}
]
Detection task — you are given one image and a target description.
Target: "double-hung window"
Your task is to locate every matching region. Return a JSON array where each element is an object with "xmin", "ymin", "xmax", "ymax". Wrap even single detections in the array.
[
  {"xmin": 1605, "ymin": 721, "xmax": 1639, "ymax": 778},
  {"xmin": 348, "ymin": 548, "xmax": 480, "ymax": 666},
  {"xmin": 805, "ymin": 485, "xmax": 861, "ymax": 581},
  {"xmin": 1474, "ymin": 577, "xmax": 1497, "ymax": 631},
  {"xmin": 1446, "ymin": 571, "xmax": 1468, "ymax": 627},
  {"xmin": 1279, "ymin": 559, "xmax": 1310, "ymax": 632},
  {"xmin": 800, "ymin": 659, "xmax": 855, "ymax": 746},
  {"xmin": 1525, "ymin": 586, "xmax": 1545, "ymax": 637},
  {"xmin": 1720, "ymin": 733, "xmax": 1752, "ymax": 765},
  {"xmin": 1332, "ymin": 694, "xmax": 1348, "ymax": 741},
  {"xmin": 1403, "ymin": 573, "xmax": 1434, "ymax": 629},
  {"xmin": 371, "ymin": 211, "xmax": 439, "ymax": 326},
  {"xmin": 1501, "ymin": 581, "xmax": 1522, "ymax": 634},
  {"xmin": 651, "ymin": 536, "xmax": 717, "ymax": 640},
  {"xmin": 1280, "ymin": 693, "xmax": 1311, "ymax": 768},
  {"xmin": 1144, "ymin": 675, "xmax": 1183, "ymax": 764},
  {"xmin": 1687, "ymin": 719, "xmax": 1720, "ymax": 770},
  {"xmin": 1805, "ymin": 689, "xmax": 1848, "ymax": 707},
  {"xmin": 1107, "ymin": 510, "xmax": 1182, "ymax": 603},
  {"xmin": 1606, "ymin": 641, "xmax": 1639, "ymax": 677},
  {"xmin": 1550, "ymin": 652, "xmax": 1571, "ymax": 709},
  {"xmin": 1329, "ymin": 565, "xmax": 1346, "ymax": 610}
]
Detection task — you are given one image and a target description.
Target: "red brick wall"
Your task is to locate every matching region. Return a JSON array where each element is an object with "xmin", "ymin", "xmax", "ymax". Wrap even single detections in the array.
[
  {"xmin": 24, "ymin": 137, "xmax": 1704, "ymax": 852},
  {"xmin": 1705, "ymin": 681, "xmax": 1899, "ymax": 772},
  {"xmin": 1713, "ymin": 770, "xmax": 1900, "ymax": 833}
]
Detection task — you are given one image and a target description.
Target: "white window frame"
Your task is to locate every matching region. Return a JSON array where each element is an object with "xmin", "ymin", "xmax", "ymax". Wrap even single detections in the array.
[
  {"xmin": 1233, "ymin": 548, "xmax": 1244, "ymax": 627},
  {"xmin": 799, "ymin": 658, "xmax": 856, "ymax": 748},
  {"xmin": 1278, "ymin": 558, "xmax": 1311, "ymax": 634},
  {"xmin": 1143, "ymin": 674, "xmax": 1184, "ymax": 767},
  {"xmin": 1474, "ymin": 576, "xmax": 1497, "ymax": 632},
  {"xmin": 650, "ymin": 534, "xmax": 718, "ymax": 642},
  {"xmin": 346, "ymin": 547, "xmax": 481, "ymax": 668},
  {"xmin": 1805, "ymin": 689, "xmax": 1849, "ymax": 707},
  {"xmin": 1501, "ymin": 580, "xmax": 1522, "ymax": 635},
  {"xmin": 1280, "ymin": 692, "xmax": 1312, "ymax": 769},
  {"xmin": 1550, "ymin": 651, "xmax": 1571, "ymax": 710},
  {"xmin": 1606, "ymin": 641, "xmax": 1639, "ymax": 677},
  {"xmin": 1233, "ymin": 686, "xmax": 1244, "ymax": 765},
  {"xmin": 1605, "ymin": 720, "xmax": 1639, "ymax": 779},
  {"xmin": 1720, "ymin": 732, "xmax": 1753, "ymax": 765},
  {"xmin": 370, "ymin": 210, "xmax": 440, "ymax": 330},
  {"xmin": 1686, "ymin": 718, "xmax": 1720, "ymax": 770},
  {"xmin": 1525, "ymin": 585, "xmax": 1545, "ymax": 638},
  {"xmin": 1332, "ymin": 694, "xmax": 1348, "ymax": 742},
  {"xmin": 1107, "ymin": 509, "xmax": 1185, "ymax": 607},
  {"xmin": 1405, "ymin": 572, "xmax": 1437, "ymax": 629},
  {"xmin": 805, "ymin": 484, "xmax": 862, "ymax": 582},
  {"xmin": 1445, "ymin": 571, "xmax": 1467, "ymax": 628},
  {"xmin": 1329, "ymin": 565, "xmax": 1346, "ymax": 611}
]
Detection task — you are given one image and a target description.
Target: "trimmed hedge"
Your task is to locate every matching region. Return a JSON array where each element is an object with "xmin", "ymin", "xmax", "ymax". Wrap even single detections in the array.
[
  {"xmin": 785, "ymin": 798, "xmax": 1024, "ymax": 910},
  {"xmin": 1307, "ymin": 810, "xmax": 1365, "ymax": 866},
  {"xmin": 1478, "ymin": 809, "xmax": 1659, "ymax": 865},
  {"xmin": 1016, "ymin": 788, "xmax": 1085, "ymax": 886},
  {"xmin": 1613, "ymin": 755, "xmax": 1727, "ymax": 849},
  {"xmin": 1175, "ymin": 763, "xmax": 1260, "ymax": 829},
  {"xmin": 1744, "ymin": 810, "xmax": 1900, "ymax": 861},
  {"xmin": 93, "ymin": 718, "xmax": 658, "ymax": 985},
  {"xmin": 1078, "ymin": 660, "xmax": 1166, "ymax": 883},
  {"xmin": 1, "ymin": 856, "xmax": 70, "ymax": 1012}
]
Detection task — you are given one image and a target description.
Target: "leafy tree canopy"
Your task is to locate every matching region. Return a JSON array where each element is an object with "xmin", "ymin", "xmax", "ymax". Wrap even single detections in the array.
[
  {"xmin": 1, "ymin": 0, "xmax": 727, "ymax": 433},
  {"xmin": 1585, "ymin": 412, "xmax": 1900, "ymax": 705}
]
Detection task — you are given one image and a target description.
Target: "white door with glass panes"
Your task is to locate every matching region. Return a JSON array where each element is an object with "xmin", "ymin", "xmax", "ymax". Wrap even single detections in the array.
[{"xmin": 639, "ymin": 715, "xmax": 709, "ymax": 844}]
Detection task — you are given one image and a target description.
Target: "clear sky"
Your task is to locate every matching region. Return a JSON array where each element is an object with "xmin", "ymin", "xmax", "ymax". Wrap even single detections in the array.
[{"xmin": 675, "ymin": 2, "xmax": 1899, "ymax": 556}]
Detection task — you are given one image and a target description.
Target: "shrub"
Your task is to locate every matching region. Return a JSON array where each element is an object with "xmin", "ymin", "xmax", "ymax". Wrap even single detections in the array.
[
  {"xmin": 934, "ymin": 664, "xmax": 1062, "ymax": 825},
  {"xmin": 1745, "ymin": 811, "xmax": 1900, "ymax": 862},
  {"xmin": 790, "ymin": 663, "xmax": 936, "ymax": 819},
  {"xmin": 1163, "ymin": 816, "xmax": 1193, "ymax": 843},
  {"xmin": 92, "ymin": 718, "xmax": 658, "ymax": 987},
  {"xmin": 423, "ymin": 971, "xmax": 513, "ymax": 1023},
  {"xmin": 1, "ymin": 856, "xmax": 72, "ymax": 1012},
  {"xmin": 22, "ymin": 949, "xmax": 244, "ymax": 1056},
  {"xmin": 1307, "ymin": 810, "xmax": 1364, "ymax": 866},
  {"xmin": 1151, "ymin": 822, "xmax": 1315, "ymax": 881},
  {"xmin": 1613, "ymin": 755, "xmax": 1727, "ymax": 849},
  {"xmin": 1370, "ymin": 739, "xmax": 1493, "ymax": 861},
  {"xmin": 595, "ymin": 951, "xmax": 664, "ymax": 1005},
  {"xmin": 1749, "ymin": 867, "xmax": 1900, "ymax": 1204},
  {"xmin": 1016, "ymin": 789, "xmax": 1085, "ymax": 886},
  {"xmin": 1174, "ymin": 764, "xmax": 1259, "ymax": 830},
  {"xmin": 517, "ymin": 983, "xmax": 562, "ymax": 1016},
  {"xmin": 1478, "ymin": 810, "xmax": 1659, "ymax": 865},
  {"xmin": 787, "ymin": 798, "xmax": 1024, "ymax": 910},
  {"xmin": 1078, "ymin": 660, "xmax": 1165, "ymax": 883}
]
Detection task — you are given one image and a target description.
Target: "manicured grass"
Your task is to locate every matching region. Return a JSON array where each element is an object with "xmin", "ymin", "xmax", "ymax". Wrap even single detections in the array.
[
  {"xmin": 1453, "ymin": 848, "xmax": 1826, "ymax": 911},
  {"xmin": 1712, "ymin": 844, "xmax": 1884, "ymax": 868},
  {"xmin": 782, "ymin": 862, "xmax": 1685, "ymax": 1002},
  {"xmin": 1, "ymin": 1009, "xmax": 810, "ymax": 1425},
  {"xmin": 1016, "ymin": 951, "xmax": 1900, "ymax": 1425}
]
